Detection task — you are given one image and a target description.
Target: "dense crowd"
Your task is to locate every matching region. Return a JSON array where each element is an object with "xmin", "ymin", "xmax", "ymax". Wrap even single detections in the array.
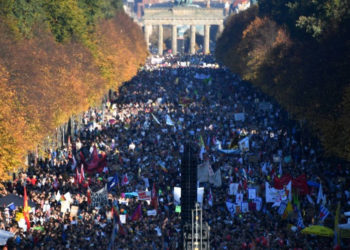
[{"xmin": 0, "ymin": 54, "xmax": 350, "ymax": 249}]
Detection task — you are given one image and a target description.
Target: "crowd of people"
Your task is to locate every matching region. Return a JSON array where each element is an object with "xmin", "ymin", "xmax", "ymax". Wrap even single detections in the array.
[{"xmin": 0, "ymin": 54, "xmax": 350, "ymax": 249}]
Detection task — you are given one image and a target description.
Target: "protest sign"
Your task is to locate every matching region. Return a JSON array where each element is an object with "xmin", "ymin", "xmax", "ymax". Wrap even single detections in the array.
[
  {"xmin": 91, "ymin": 185, "xmax": 108, "ymax": 208},
  {"xmin": 241, "ymin": 202, "xmax": 249, "ymax": 213},
  {"xmin": 255, "ymin": 197, "xmax": 262, "ymax": 211},
  {"xmin": 147, "ymin": 210, "xmax": 157, "ymax": 216},
  {"xmin": 197, "ymin": 187, "xmax": 204, "ymax": 204},
  {"xmin": 120, "ymin": 214, "xmax": 126, "ymax": 224},
  {"xmin": 226, "ymin": 201, "xmax": 235, "ymax": 217},
  {"xmin": 70, "ymin": 206, "xmax": 79, "ymax": 217},
  {"xmin": 138, "ymin": 191, "xmax": 151, "ymax": 201},
  {"xmin": 248, "ymin": 189, "xmax": 256, "ymax": 200},
  {"xmin": 229, "ymin": 183, "xmax": 239, "ymax": 195},
  {"xmin": 175, "ymin": 206, "xmax": 181, "ymax": 213},
  {"xmin": 174, "ymin": 187, "xmax": 181, "ymax": 205},
  {"xmin": 236, "ymin": 193, "xmax": 243, "ymax": 204},
  {"xmin": 61, "ymin": 200, "xmax": 70, "ymax": 214}
]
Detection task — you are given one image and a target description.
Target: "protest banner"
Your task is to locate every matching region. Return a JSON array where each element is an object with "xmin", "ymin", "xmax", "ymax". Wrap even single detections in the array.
[{"xmin": 91, "ymin": 185, "xmax": 108, "ymax": 208}]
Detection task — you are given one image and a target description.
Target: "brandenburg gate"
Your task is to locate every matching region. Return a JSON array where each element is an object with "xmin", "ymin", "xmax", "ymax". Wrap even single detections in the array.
[{"xmin": 142, "ymin": 7, "xmax": 225, "ymax": 55}]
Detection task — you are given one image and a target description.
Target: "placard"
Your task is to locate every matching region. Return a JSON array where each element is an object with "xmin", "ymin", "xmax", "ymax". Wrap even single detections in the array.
[
  {"xmin": 120, "ymin": 214, "xmax": 126, "ymax": 224},
  {"xmin": 138, "ymin": 191, "xmax": 151, "ymax": 201},
  {"xmin": 241, "ymin": 202, "xmax": 249, "ymax": 213},
  {"xmin": 236, "ymin": 193, "xmax": 243, "ymax": 204},
  {"xmin": 147, "ymin": 210, "xmax": 157, "ymax": 216},
  {"xmin": 70, "ymin": 206, "xmax": 79, "ymax": 217},
  {"xmin": 229, "ymin": 183, "xmax": 239, "ymax": 195},
  {"xmin": 248, "ymin": 189, "xmax": 256, "ymax": 200}
]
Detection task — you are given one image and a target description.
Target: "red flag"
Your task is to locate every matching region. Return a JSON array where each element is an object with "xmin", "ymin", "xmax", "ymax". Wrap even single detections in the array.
[
  {"xmin": 87, "ymin": 187, "xmax": 92, "ymax": 205},
  {"xmin": 122, "ymin": 174, "xmax": 129, "ymax": 185},
  {"xmin": 80, "ymin": 164, "xmax": 85, "ymax": 183},
  {"xmin": 131, "ymin": 204, "xmax": 142, "ymax": 221},
  {"xmin": 75, "ymin": 168, "xmax": 81, "ymax": 185},
  {"xmin": 23, "ymin": 186, "xmax": 31, "ymax": 230},
  {"xmin": 151, "ymin": 183, "xmax": 158, "ymax": 210}
]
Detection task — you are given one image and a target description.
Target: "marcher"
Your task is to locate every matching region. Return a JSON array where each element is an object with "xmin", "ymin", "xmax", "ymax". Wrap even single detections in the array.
[{"xmin": 0, "ymin": 54, "xmax": 349, "ymax": 249}]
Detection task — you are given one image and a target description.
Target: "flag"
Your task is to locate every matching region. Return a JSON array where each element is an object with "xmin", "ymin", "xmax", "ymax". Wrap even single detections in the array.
[
  {"xmin": 23, "ymin": 185, "xmax": 31, "ymax": 230},
  {"xmin": 319, "ymin": 205, "xmax": 330, "ymax": 221},
  {"xmin": 71, "ymin": 155, "xmax": 77, "ymax": 171},
  {"xmin": 317, "ymin": 183, "xmax": 323, "ymax": 204},
  {"xmin": 208, "ymin": 188, "xmax": 213, "ymax": 207},
  {"xmin": 87, "ymin": 187, "xmax": 92, "ymax": 205},
  {"xmin": 165, "ymin": 114, "xmax": 174, "ymax": 126},
  {"xmin": 282, "ymin": 202, "xmax": 293, "ymax": 219},
  {"xmin": 151, "ymin": 183, "xmax": 158, "ymax": 210},
  {"xmin": 306, "ymin": 194, "xmax": 315, "ymax": 205},
  {"xmin": 80, "ymin": 164, "xmax": 85, "ymax": 183},
  {"xmin": 296, "ymin": 209, "xmax": 305, "ymax": 229},
  {"xmin": 121, "ymin": 174, "xmax": 129, "ymax": 185},
  {"xmin": 108, "ymin": 215, "xmax": 118, "ymax": 250},
  {"xmin": 108, "ymin": 174, "xmax": 119, "ymax": 192},
  {"xmin": 131, "ymin": 204, "xmax": 142, "ymax": 221},
  {"xmin": 278, "ymin": 161, "xmax": 282, "ymax": 177},
  {"xmin": 151, "ymin": 113, "xmax": 161, "ymax": 125},
  {"xmin": 334, "ymin": 202, "xmax": 340, "ymax": 247}
]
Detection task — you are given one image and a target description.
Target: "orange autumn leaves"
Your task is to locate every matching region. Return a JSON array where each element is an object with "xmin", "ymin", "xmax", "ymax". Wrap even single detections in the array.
[{"xmin": 0, "ymin": 12, "xmax": 147, "ymax": 179}]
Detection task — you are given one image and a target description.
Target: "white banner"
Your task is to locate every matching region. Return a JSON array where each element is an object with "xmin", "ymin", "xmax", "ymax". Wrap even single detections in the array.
[
  {"xmin": 229, "ymin": 183, "xmax": 239, "ymax": 195},
  {"xmin": 265, "ymin": 182, "xmax": 290, "ymax": 204},
  {"xmin": 209, "ymin": 169, "xmax": 222, "ymax": 187}
]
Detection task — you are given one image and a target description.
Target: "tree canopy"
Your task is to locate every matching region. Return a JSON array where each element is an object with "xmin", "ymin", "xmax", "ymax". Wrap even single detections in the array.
[
  {"xmin": 216, "ymin": 1, "xmax": 350, "ymax": 161},
  {"xmin": 0, "ymin": 0, "xmax": 147, "ymax": 179}
]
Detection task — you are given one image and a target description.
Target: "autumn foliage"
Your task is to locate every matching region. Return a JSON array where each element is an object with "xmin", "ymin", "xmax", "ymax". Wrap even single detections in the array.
[
  {"xmin": 0, "ymin": 3, "xmax": 147, "ymax": 180},
  {"xmin": 216, "ymin": 2, "xmax": 350, "ymax": 161}
]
